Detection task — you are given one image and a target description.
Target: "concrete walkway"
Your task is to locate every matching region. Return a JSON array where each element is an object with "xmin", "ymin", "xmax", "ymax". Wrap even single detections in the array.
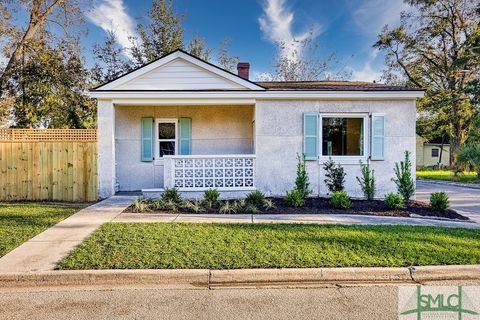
[
  {"xmin": 114, "ymin": 212, "xmax": 479, "ymax": 229},
  {"xmin": 0, "ymin": 196, "xmax": 135, "ymax": 273}
]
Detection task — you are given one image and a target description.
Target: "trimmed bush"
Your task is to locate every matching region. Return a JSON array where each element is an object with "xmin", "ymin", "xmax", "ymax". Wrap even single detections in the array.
[
  {"xmin": 323, "ymin": 159, "xmax": 346, "ymax": 193},
  {"xmin": 203, "ymin": 189, "xmax": 220, "ymax": 208},
  {"xmin": 384, "ymin": 193, "xmax": 405, "ymax": 210},
  {"xmin": 285, "ymin": 189, "xmax": 305, "ymax": 207},
  {"xmin": 357, "ymin": 160, "xmax": 376, "ymax": 200},
  {"xmin": 430, "ymin": 192, "xmax": 449, "ymax": 211},
  {"xmin": 329, "ymin": 191, "xmax": 351, "ymax": 209},
  {"xmin": 392, "ymin": 151, "xmax": 415, "ymax": 201},
  {"xmin": 246, "ymin": 190, "xmax": 266, "ymax": 208},
  {"xmin": 161, "ymin": 188, "xmax": 183, "ymax": 204}
]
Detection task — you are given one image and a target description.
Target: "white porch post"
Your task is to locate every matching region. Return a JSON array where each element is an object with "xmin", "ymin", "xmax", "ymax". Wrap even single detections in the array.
[{"xmin": 97, "ymin": 99, "xmax": 116, "ymax": 198}]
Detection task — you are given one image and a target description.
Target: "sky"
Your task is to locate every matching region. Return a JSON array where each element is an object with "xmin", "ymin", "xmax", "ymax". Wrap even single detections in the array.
[{"xmin": 82, "ymin": 0, "xmax": 410, "ymax": 82}]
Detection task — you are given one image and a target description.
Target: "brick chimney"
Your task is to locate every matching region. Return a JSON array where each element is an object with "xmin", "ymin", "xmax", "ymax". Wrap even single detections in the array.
[{"xmin": 237, "ymin": 62, "xmax": 250, "ymax": 80}]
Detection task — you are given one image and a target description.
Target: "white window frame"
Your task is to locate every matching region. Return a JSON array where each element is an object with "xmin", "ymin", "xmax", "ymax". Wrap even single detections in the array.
[
  {"xmin": 154, "ymin": 118, "xmax": 178, "ymax": 165},
  {"xmin": 319, "ymin": 113, "xmax": 369, "ymax": 164}
]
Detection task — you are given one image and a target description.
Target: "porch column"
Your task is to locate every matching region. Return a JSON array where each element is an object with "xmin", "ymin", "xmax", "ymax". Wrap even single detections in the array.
[{"xmin": 97, "ymin": 99, "xmax": 116, "ymax": 198}]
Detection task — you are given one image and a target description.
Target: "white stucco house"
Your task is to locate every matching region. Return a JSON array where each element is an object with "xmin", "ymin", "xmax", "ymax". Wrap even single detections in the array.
[{"xmin": 90, "ymin": 50, "xmax": 424, "ymax": 199}]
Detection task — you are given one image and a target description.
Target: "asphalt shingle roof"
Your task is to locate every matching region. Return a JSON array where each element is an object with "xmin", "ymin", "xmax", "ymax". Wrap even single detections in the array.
[{"xmin": 256, "ymin": 81, "xmax": 424, "ymax": 91}]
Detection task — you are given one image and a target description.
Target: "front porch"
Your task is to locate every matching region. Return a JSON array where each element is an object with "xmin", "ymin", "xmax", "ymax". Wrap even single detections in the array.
[{"xmin": 112, "ymin": 104, "xmax": 256, "ymax": 195}]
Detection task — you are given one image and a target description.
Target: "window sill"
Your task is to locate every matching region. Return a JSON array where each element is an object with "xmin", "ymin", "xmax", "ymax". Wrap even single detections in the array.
[{"xmin": 319, "ymin": 156, "xmax": 367, "ymax": 165}]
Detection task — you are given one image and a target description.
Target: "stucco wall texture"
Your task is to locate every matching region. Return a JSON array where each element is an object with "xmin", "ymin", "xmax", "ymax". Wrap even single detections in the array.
[
  {"xmin": 254, "ymin": 100, "xmax": 417, "ymax": 198},
  {"xmin": 115, "ymin": 104, "xmax": 255, "ymax": 191}
]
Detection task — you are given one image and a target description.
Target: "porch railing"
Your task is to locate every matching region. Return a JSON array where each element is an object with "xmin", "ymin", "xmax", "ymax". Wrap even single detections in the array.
[{"xmin": 164, "ymin": 155, "xmax": 255, "ymax": 191}]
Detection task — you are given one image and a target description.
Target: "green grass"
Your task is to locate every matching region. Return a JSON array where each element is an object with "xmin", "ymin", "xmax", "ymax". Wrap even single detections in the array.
[
  {"xmin": 0, "ymin": 203, "xmax": 84, "ymax": 257},
  {"xmin": 417, "ymin": 170, "xmax": 479, "ymax": 183},
  {"xmin": 56, "ymin": 223, "xmax": 480, "ymax": 270}
]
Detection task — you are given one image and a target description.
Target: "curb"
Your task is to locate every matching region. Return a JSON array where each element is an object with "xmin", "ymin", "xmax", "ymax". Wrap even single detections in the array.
[
  {"xmin": 417, "ymin": 178, "xmax": 480, "ymax": 190},
  {"xmin": 0, "ymin": 265, "xmax": 478, "ymax": 290}
]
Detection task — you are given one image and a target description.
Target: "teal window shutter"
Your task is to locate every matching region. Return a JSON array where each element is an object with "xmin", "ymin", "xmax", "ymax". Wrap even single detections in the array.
[
  {"xmin": 179, "ymin": 117, "xmax": 192, "ymax": 155},
  {"xmin": 371, "ymin": 113, "xmax": 385, "ymax": 160},
  {"xmin": 141, "ymin": 117, "xmax": 153, "ymax": 161},
  {"xmin": 303, "ymin": 112, "xmax": 319, "ymax": 160}
]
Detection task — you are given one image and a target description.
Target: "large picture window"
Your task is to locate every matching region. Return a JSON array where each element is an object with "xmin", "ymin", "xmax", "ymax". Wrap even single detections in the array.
[
  {"xmin": 321, "ymin": 117, "xmax": 365, "ymax": 157},
  {"xmin": 156, "ymin": 119, "xmax": 177, "ymax": 159}
]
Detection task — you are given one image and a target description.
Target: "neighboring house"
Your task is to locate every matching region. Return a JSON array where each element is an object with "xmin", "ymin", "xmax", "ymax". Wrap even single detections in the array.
[
  {"xmin": 90, "ymin": 50, "xmax": 424, "ymax": 199},
  {"xmin": 416, "ymin": 134, "xmax": 451, "ymax": 169}
]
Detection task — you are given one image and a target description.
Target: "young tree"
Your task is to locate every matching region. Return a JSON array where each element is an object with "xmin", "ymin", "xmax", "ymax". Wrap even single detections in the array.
[{"xmin": 374, "ymin": 0, "xmax": 480, "ymax": 163}]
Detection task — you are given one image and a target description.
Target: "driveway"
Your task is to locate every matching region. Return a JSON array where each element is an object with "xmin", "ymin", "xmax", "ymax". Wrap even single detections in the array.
[{"xmin": 416, "ymin": 180, "xmax": 480, "ymax": 223}]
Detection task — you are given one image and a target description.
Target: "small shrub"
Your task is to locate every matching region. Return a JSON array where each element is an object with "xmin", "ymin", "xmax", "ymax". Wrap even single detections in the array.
[
  {"xmin": 149, "ymin": 199, "xmax": 165, "ymax": 210},
  {"xmin": 323, "ymin": 159, "xmax": 346, "ymax": 193},
  {"xmin": 233, "ymin": 199, "xmax": 246, "ymax": 212},
  {"xmin": 163, "ymin": 199, "xmax": 179, "ymax": 212},
  {"xmin": 295, "ymin": 153, "xmax": 312, "ymax": 199},
  {"xmin": 430, "ymin": 192, "xmax": 449, "ymax": 211},
  {"xmin": 392, "ymin": 151, "xmax": 415, "ymax": 201},
  {"xmin": 244, "ymin": 204, "xmax": 259, "ymax": 213},
  {"xmin": 330, "ymin": 191, "xmax": 351, "ymax": 209},
  {"xmin": 203, "ymin": 189, "xmax": 220, "ymax": 208},
  {"xmin": 356, "ymin": 160, "xmax": 376, "ymax": 200},
  {"xmin": 263, "ymin": 199, "xmax": 275, "ymax": 210},
  {"xmin": 161, "ymin": 187, "xmax": 183, "ymax": 204},
  {"xmin": 384, "ymin": 192, "xmax": 405, "ymax": 210},
  {"xmin": 182, "ymin": 199, "xmax": 204, "ymax": 213},
  {"xmin": 246, "ymin": 190, "xmax": 266, "ymax": 208},
  {"xmin": 132, "ymin": 198, "xmax": 150, "ymax": 213},
  {"xmin": 219, "ymin": 201, "xmax": 237, "ymax": 214},
  {"xmin": 285, "ymin": 189, "xmax": 305, "ymax": 207}
]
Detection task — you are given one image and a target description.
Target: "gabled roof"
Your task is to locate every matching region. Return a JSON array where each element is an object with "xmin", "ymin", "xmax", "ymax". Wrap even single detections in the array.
[{"xmin": 93, "ymin": 49, "xmax": 265, "ymax": 91}]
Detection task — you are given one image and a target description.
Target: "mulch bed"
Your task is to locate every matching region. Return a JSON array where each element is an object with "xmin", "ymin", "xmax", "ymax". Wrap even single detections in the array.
[{"xmin": 126, "ymin": 197, "xmax": 468, "ymax": 221}]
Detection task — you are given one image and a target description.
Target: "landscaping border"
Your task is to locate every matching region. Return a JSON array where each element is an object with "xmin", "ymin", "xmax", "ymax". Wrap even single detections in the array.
[{"xmin": 1, "ymin": 265, "xmax": 478, "ymax": 290}]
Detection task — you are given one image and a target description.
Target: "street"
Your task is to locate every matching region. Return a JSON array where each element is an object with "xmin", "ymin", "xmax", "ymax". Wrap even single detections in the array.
[
  {"xmin": 0, "ymin": 285, "xmax": 399, "ymax": 320},
  {"xmin": 416, "ymin": 180, "xmax": 480, "ymax": 223}
]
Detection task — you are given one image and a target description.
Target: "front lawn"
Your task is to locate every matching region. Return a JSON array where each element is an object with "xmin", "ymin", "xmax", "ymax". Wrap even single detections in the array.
[
  {"xmin": 57, "ymin": 223, "xmax": 480, "ymax": 270},
  {"xmin": 417, "ymin": 170, "xmax": 479, "ymax": 183},
  {"xmin": 0, "ymin": 203, "xmax": 84, "ymax": 257}
]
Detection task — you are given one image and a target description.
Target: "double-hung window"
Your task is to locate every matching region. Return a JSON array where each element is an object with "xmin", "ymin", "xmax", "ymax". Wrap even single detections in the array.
[
  {"xmin": 320, "ymin": 114, "xmax": 368, "ymax": 161},
  {"xmin": 156, "ymin": 119, "xmax": 178, "ymax": 160}
]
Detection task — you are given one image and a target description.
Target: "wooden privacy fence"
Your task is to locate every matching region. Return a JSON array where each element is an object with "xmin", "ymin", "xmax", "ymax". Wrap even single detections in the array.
[{"xmin": 0, "ymin": 129, "xmax": 98, "ymax": 202}]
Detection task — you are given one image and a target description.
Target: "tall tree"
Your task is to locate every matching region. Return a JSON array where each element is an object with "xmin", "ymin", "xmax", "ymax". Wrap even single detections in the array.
[
  {"xmin": 129, "ymin": 0, "xmax": 184, "ymax": 66},
  {"xmin": 260, "ymin": 37, "xmax": 350, "ymax": 81},
  {"xmin": 0, "ymin": 0, "xmax": 83, "ymax": 93},
  {"xmin": 217, "ymin": 38, "xmax": 239, "ymax": 72},
  {"xmin": 187, "ymin": 35, "xmax": 212, "ymax": 61},
  {"xmin": 9, "ymin": 39, "xmax": 95, "ymax": 128},
  {"xmin": 91, "ymin": 31, "xmax": 129, "ymax": 85},
  {"xmin": 374, "ymin": 0, "xmax": 480, "ymax": 163}
]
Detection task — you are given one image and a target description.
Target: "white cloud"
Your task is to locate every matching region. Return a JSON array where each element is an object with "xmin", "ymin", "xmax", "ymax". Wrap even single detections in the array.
[
  {"xmin": 351, "ymin": 49, "xmax": 382, "ymax": 82},
  {"xmin": 258, "ymin": 0, "xmax": 321, "ymax": 62},
  {"xmin": 351, "ymin": 0, "xmax": 409, "ymax": 36},
  {"xmin": 86, "ymin": 0, "xmax": 137, "ymax": 51}
]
